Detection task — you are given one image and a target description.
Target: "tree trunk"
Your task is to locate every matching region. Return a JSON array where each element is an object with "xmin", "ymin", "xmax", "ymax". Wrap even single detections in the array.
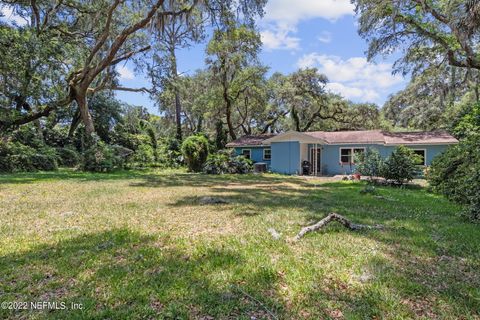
[
  {"xmin": 169, "ymin": 47, "xmax": 183, "ymax": 141},
  {"xmin": 196, "ymin": 114, "xmax": 203, "ymax": 133},
  {"xmin": 75, "ymin": 93, "xmax": 95, "ymax": 136},
  {"xmin": 225, "ymin": 99, "xmax": 237, "ymax": 140},
  {"xmin": 174, "ymin": 91, "xmax": 182, "ymax": 140}
]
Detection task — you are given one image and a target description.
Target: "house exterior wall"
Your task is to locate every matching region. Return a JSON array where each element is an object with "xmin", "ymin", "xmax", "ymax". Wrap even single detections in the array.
[
  {"xmin": 232, "ymin": 143, "xmax": 451, "ymax": 176},
  {"xmin": 233, "ymin": 146, "xmax": 271, "ymax": 167},
  {"xmin": 271, "ymin": 141, "xmax": 300, "ymax": 174},
  {"xmin": 311, "ymin": 143, "xmax": 451, "ymax": 175}
]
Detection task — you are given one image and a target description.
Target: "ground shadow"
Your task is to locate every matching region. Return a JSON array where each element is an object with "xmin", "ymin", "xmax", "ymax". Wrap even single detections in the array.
[
  {"xmin": 0, "ymin": 169, "xmax": 154, "ymax": 185},
  {"xmin": 0, "ymin": 229, "xmax": 283, "ymax": 319}
]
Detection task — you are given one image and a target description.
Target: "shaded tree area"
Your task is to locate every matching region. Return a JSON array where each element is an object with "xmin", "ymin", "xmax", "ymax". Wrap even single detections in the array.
[
  {"xmin": 353, "ymin": 0, "xmax": 480, "ymax": 131},
  {"xmin": 3, "ymin": 0, "xmax": 479, "ymax": 173}
]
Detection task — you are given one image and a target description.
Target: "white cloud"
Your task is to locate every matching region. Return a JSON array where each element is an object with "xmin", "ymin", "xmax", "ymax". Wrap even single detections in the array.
[
  {"xmin": 264, "ymin": 0, "xmax": 354, "ymax": 25},
  {"xmin": 0, "ymin": 5, "xmax": 28, "ymax": 26},
  {"xmin": 260, "ymin": 25, "xmax": 300, "ymax": 50},
  {"xmin": 259, "ymin": 0, "xmax": 353, "ymax": 50},
  {"xmin": 297, "ymin": 53, "xmax": 404, "ymax": 102},
  {"xmin": 326, "ymin": 82, "xmax": 380, "ymax": 101},
  {"xmin": 117, "ymin": 66, "xmax": 134, "ymax": 80},
  {"xmin": 318, "ymin": 31, "xmax": 332, "ymax": 44}
]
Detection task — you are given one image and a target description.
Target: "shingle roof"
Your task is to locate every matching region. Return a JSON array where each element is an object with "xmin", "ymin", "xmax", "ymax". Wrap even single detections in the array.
[
  {"xmin": 382, "ymin": 131, "xmax": 458, "ymax": 145},
  {"xmin": 226, "ymin": 130, "xmax": 458, "ymax": 146},
  {"xmin": 305, "ymin": 130, "xmax": 385, "ymax": 144},
  {"xmin": 225, "ymin": 134, "xmax": 277, "ymax": 147}
]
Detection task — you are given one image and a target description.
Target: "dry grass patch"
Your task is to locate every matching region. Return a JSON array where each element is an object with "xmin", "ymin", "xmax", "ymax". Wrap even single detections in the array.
[{"xmin": 0, "ymin": 169, "xmax": 479, "ymax": 319}]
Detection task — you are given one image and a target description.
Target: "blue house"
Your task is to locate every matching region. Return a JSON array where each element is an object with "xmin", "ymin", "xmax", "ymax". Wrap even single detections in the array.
[{"xmin": 226, "ymin": 130, "xmax": 458, "ymax": 175}]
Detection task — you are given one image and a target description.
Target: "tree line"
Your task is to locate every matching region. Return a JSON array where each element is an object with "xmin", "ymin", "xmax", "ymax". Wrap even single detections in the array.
[{"xmin": 0, "ymin": 0, "xmax": 479, "ymax": 157}]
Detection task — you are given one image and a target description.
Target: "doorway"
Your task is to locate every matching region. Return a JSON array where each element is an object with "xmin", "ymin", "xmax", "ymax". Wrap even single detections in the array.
[{"xmin": 309, "ymin": 147, "xmax": 321, "ymax": 176}]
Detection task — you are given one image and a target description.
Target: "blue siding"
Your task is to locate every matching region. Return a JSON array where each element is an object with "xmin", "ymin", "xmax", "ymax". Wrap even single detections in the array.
[
  {"xmin": 233, "ymin": 146, "xmax": 271, "ymax": 167},
  {"xmin": 315, "ymin": 144, "xmax": 451, "ymax": 175},
  {"xmin": 232, "ymin": 142, "xmax": 451, "ymax": 176},
  {"xmin": 271, "ymin": 141, "xmax": 300, "ymax": 174}
]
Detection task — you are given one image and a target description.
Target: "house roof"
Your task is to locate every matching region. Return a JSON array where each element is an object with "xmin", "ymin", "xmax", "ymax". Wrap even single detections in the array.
[
  {"xmin": 382, "ymin": 131, "xmax": 459, "ymax": 145},
  {"xmin": 226, "ymin": 130, "xmax": 458, "ymax": 147},
  {"xmin": 225, "ymin": 134, "xmax": 276, "ymax": 147},
  {"xmin": 305, "ymin": 130, "xmax": 385, "ymax": 144}
]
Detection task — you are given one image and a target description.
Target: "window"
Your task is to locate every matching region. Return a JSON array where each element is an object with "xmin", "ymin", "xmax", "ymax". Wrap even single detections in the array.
[
  {"xmin": 340, "ymin": 148, "xmax": 365, "ymax": 164},
  {"xmin": 412, "ymin": 149, "xmax": 426, "ymax": 166},
  {"xmin": 340, "ymin": 148, "xmax": 352, "ymax": 164},
  {"xmin": 241, "ymin": 149, "xmax": 251, "ymax": 160},
  {"xmin": 263, "ymin": 148, "xmax": 271, "ymax": 160}
]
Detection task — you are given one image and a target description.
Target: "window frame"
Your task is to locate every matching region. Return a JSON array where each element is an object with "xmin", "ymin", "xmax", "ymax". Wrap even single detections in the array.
[
  {"xmin": 411, "ymin": 149, "xmax": 427, "ymax": 166},
  {"xmin": 263, "ymin": 148, "xmax": 271, "ymax": 160},
  {"xmin": 241, "ymin": 148, "xmax": 252, "ymax": 160},
  {"xmin": 339, "ymin": 147, "xmax": 366, "ymax": 165}
]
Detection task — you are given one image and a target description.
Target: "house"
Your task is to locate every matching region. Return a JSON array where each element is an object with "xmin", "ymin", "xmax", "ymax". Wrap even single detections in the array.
[{"xmin": 226, "ymin": 130, "xmax": 458, "ymax": 175}]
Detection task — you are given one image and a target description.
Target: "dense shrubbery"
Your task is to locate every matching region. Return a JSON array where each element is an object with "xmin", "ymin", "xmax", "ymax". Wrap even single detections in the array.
[
  {"xmin": 56, "ymin": 147, "xmax": 81, "ymax": 167},
  {"xmin": 203, "ymin": 150, "xmax": 253, "ymax": 174},
  {"xmin": 428, "ymin": 137, "xmax": 480, "ymax": 220},
  {"xmin": 355, "ymin": 148, "xmax": 383, "ymax": 181},
  {"xmin": 428, "ymin": 103, "xmax": 480, "ymax": 221},
  {"xmin": 181, "ymin": 135, "xmax": 210, "ymax": 172},
  {"xmin": 356, "ymin": 145, "xmax": 421, "ymax": 185},
  {"xmin": 81, "ymin": 140, "xmax": 126, "ymax": 172},
  {"xmin": 0, "ymin": 141, "xmax": 58, "ymax": 172},
  {"xmin": 381, "ymin": 145, "xmax": 421, "ymax": 184}
]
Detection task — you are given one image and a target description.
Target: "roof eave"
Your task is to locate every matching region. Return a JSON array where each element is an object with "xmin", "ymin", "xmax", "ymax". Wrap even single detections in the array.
[{"xmin": 384, "ymin": 141, "xmax": 458, "ymax": 146}]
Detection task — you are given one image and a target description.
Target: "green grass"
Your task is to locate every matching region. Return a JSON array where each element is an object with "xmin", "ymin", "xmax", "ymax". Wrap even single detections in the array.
[{"xmin": 0, "ymin": 169, "xmax": 479, "ymax": 319}]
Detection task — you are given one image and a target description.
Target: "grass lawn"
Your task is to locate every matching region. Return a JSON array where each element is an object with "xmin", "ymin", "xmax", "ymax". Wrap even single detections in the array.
[{"xmin": 0, "ymin": 169, "xmax": 479, "ymax": 319}]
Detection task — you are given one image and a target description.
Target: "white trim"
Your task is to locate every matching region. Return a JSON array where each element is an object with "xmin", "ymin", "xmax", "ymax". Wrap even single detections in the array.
[
  {"xmin": 310, "ymin": 146, "xmax": 322, "ymax": 176},
  {"xmin": 339, "ymin": 147, "xmax": 366, "ymax": 164},
  {"xmin": 263, "ymin": 148, "xmax": 271, "ymax": 160},
  {"xmin": 411, "ymin": 148, "xmax": 427, "ymax": 166},
  {"xmin": 228, "ymin": 145, "xmax": 268, "ymax": 148},
  {"xmin": 329, "ymin": 141, "xmax": 385, "ymax": 145},
  {"xmin": 263, "ymin": 130, "xmax": 327, "ymax": 144},
  {"xmin": 241, "ymin": 148, "xmax": 251, "ymax": 160}
]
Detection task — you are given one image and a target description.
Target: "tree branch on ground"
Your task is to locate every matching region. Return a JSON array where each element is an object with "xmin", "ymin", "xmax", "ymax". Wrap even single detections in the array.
[{"xmin": 293, "ymin": 213, "xmax": 384, "ymax": 241}]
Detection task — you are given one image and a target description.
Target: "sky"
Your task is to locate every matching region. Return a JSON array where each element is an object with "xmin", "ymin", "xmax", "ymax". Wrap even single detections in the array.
[{"xmin": 1, "ymin": 0, "xmax": 408, "ymax": 115}]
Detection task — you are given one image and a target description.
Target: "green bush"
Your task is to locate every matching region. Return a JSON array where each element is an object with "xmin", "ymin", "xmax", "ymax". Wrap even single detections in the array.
[
  {"xmin": 56, "ymin": 146, "xmax": 81, "ymax": 167},
  {"xmin": 381, "ymin": 145, "xmax": 421, "ymax": 185},
  {"xmin": 428, "ymin": 137, "xmax": 480, "ymax": 220},
  {"xmin": 81, "ymin": 141, "xmax": 124, "ymax": 172},
  {"xmin": 180, "ymin": 135, "xmax": 210, "ymax": 172},
  {"xmin": 355, "ymin": 148, "xmax": 384, "ymax": 181},
  {"xmin": 203, "ymin": 150, "xmax": 253, "ymax": 174},
  {"xmin": 132, "ymin": 144, "xmax": 156, "ymax": 165},
  {"xmin": 203, "ymin": 153, "xmax": 230, "ymax": 174},
  {"xmin": 0, "ymin": 141, "xmax": 58, "ymax": 172}
]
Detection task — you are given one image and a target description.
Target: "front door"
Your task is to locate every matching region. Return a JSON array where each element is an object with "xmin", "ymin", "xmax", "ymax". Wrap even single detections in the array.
[{"xmin": 309, "ymin": 148, "xmax": 321, "ymax": 175}]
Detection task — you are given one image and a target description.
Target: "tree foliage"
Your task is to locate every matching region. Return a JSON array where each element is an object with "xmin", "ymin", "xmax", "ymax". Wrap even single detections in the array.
[
  {"xmin": 353, "ymin": 0, "xmax": 480, "ymax": 74},
  {"xmin": 355, "ymin": 148, "xmax": 384, "ymax": 181},
  {"xmin": 382, "ymin": 145, "xmax": 421, "ymax": 184},
  {"xmin": 428, "ymin": 103, "xmax": 480, "ymax": 220},
  {"xmin": 180, "ymin": 134, "xmax": 210, "ymax": 172}
]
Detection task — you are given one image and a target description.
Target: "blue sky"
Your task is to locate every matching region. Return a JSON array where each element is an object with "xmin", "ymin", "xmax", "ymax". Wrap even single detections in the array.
[{"xmin": 1, "ymin": 0, "xmax": 408, "ymax": 115}]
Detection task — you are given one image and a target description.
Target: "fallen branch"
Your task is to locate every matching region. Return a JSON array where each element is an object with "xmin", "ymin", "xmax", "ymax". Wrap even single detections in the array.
[{"xmin": 293, "ymin": 213, "xmax": 384, "ymax": 241}]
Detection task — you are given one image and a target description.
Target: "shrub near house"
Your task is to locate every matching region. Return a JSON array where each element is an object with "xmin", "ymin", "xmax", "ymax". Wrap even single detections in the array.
[
  {"xmin": 381, "ymin": 145, "xmax": 422, "ymax": 184},
  {"xmin": 356, "ymin": 145, "xmax": 421, "ymax": 185}
]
